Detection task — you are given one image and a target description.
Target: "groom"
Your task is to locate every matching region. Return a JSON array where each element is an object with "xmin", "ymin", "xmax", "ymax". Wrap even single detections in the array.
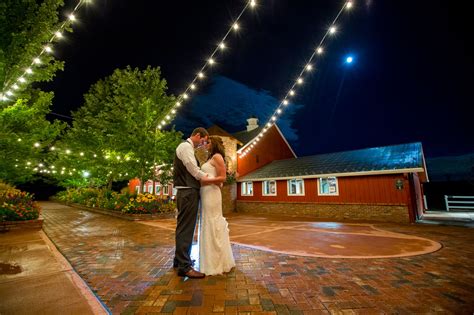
[{"xmin": 172, "ymin": 127, "xmax": 218, "ymax": 278}]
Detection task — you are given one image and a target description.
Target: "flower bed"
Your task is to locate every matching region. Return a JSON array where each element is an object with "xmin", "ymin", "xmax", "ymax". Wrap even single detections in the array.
[
  {"xmin": 0, "ymin": 186, "xmax": 41, "ymax": 222},
  {"xmin": 55, "ymin": 188, "xmax": 176, "ymax": 216},
  {"xmin": 0, "ymin": 182, "xmax": 42, "ymax": 231}
]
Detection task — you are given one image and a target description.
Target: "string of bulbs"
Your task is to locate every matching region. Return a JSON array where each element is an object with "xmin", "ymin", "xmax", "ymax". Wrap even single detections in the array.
[
  {"xmin": 157, "ymin": 0, "xmax": 258, "ymax": 130},
  {"xmin": 8, "ymin": 0, "xmax": 259, "ymax": 179},
  {"xmin": 238, "ymin": 1, "xmax": 354, "ymax": 158},
  {"xmin": 0, "ymin": 0, "xmax": 90, "ymax": 103}
]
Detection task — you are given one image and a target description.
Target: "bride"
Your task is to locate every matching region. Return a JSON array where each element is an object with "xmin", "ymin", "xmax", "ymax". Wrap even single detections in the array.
[{"xmin": 199, "ymin": 136, "xmax": 235, "ymax": 276}]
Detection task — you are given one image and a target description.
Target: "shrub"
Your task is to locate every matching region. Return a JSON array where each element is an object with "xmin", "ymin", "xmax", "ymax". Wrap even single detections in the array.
[
  {"xmin": 0, "ymin": 183, "xmax": 41, "ymax": 222},
  {"xmin": 54, "ymin": 188, "xmax": 176, "ymax": 215},
  {"xmin": 123, "ymin": 193, "xmax": 165, "ymax": 214},
  {"xmin": 225, "ymin": 171, "xmax": 237, "ymax": 185}
]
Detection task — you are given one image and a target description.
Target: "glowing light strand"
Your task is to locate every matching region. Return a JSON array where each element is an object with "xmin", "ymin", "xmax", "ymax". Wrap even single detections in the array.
[
  {"xmin": 158, "ymin": 0, "xmax": 258, "ymax": 130},
  {"xmin": 0, "ymin": 0, "xmax": 89, "ymax": 103},
  {"xmin": 239, "ymin": 1, "xmax": 354, "ymax": 157}
]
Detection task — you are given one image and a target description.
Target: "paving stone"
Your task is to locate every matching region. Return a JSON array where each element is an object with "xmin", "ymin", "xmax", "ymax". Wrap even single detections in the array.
[{"xmin": 38, "ymin": 202, "xmax": 474, "ymax": 314}]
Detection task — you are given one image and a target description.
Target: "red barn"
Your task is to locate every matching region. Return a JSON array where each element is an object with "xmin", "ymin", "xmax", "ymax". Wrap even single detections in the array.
[
  {"xmin": 129, "ymin": 117, "xmax": 428, "ymax": 223},
  {"xmin": 229, "ymin": 118, "xmax": 428, "ymax": 223}
]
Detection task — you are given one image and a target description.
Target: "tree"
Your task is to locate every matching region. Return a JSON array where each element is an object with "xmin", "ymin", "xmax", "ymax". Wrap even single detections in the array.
[
  {"xmin": 0, "ymin": 0, "xmax": 71, "ymax": 184},
  {"xmin": 1, "ymin": 0, "xmax": 70, "ymax": 103},
  {"xmin": 54, "ymin": 66, "xmax": 182, "ymax": 189},
  {"xmin": 0, "ymin": 91, "xmax": 65, "ymax": 184}
]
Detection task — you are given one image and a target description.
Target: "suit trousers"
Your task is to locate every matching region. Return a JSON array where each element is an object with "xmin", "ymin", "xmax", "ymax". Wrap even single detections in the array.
[{"xmin": 174, "ymin": 188, "xmax": 200, "ymax": 273}]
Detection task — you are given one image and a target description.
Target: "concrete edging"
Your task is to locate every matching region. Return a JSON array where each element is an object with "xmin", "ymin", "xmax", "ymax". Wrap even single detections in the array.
[{"xmin": 65, "ymin": 203, "xmax": 176, "ymax": 221}]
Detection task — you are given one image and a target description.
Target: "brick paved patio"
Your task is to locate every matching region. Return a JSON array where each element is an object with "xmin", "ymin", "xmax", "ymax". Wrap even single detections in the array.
[{"xmin": 41, "ymin": 202, "xmax": 474, "ymax": 314}]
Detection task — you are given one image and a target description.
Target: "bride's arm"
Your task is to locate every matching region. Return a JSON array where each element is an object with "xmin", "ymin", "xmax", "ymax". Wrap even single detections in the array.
[{"xmin": 211, "ymin": 154, "xmax": 227, "ymax": 184}]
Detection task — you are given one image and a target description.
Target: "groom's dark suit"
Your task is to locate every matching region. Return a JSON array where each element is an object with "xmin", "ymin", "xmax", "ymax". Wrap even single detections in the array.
[{"xmin": 173, "ymin": 139, "xmax": 204, "ymax": 276}]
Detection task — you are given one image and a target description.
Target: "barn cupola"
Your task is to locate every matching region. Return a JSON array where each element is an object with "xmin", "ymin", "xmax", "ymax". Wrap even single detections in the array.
[{"xmin": 246, "ymin": 116, "xmax": 259, "ymax": 131}]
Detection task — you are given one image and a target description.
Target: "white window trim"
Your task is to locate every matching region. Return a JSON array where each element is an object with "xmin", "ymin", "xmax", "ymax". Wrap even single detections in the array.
[
  {"xmin": 155, "ymin": 185, "xmax": 161, "ymax": 194},
  {"xmin": 262, "ymin": 180, "xmax": 277, "ymax": 196},
  {"xmin": 317, "ymin": 177, "xmax": 339, "ymax": 196},
  {"xmin": 241, "ymin": 181, "xmax": 254, "ymax": 196},
  {"xmin": 148, "ymin": 185, "xmax": 153, "ymax": 193},
  {"xmin": 287, "ymin": 179, "xmax": 305, "ymax": 196},
  {"xmin": 163, "ymin": 185, "xmax": 169, "ymax": 195}
]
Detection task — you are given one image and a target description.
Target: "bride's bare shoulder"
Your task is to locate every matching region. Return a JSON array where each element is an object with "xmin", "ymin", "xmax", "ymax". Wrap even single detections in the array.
[{"xmin": 211, "ymin": 153, "xmax": 224, "ymax": 164}]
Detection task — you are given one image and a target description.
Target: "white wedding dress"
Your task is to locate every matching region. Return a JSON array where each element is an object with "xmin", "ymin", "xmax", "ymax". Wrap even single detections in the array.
[{"xmin": 199, "ymin": 161, "xmax": 235, "ymax": 275}]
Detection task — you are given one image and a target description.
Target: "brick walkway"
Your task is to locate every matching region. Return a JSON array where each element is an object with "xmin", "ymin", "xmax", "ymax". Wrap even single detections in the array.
[{"xmin": 41, "ymin": 202, "xmax": 474, "ymax": 314}]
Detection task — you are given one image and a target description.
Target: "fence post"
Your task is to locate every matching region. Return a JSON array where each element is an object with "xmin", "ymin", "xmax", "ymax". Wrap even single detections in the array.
[{"xmin": 444, "ymin": 195, "xmax": 450, "ymax": 212}]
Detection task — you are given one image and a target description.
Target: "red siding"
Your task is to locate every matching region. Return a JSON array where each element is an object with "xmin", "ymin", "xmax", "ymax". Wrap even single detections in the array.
[
  {"xmin": 128, "ymin": 178, "xmax": 140, "ymax": 194},
  {"xmin": 238, "ymin": 174, "xmax": 411, "ymax": 205},
  {"xmin": 237, "ymin": 125, "xmax": 294, "ymax": 177}
]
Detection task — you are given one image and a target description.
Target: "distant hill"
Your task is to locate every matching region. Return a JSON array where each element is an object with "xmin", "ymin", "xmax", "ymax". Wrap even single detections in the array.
[{"xmin": 426, "ymin": 153, "xmax": 474, "ymax": 182}]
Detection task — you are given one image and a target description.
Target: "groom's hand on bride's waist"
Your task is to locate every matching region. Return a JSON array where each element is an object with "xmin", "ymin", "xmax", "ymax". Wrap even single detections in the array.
[{"xmin": 200, "ymin": 174, "xmax": 211, "ymax": 186}]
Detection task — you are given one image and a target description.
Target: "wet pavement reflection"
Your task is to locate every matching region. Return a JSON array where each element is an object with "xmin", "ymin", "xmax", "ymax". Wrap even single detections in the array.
[
  {"xmin": 40, "ymin": 202, "xmax": 474, "ymax": 314},
  {"xmin": 0, "ymin": 263, "xmax": 22, "ymax": 275}
]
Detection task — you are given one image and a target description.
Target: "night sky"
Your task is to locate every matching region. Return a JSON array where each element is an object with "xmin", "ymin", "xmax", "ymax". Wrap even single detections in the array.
[{"xmin": 44, "ymin": 0, "xmax": 473, "ymax": 159}]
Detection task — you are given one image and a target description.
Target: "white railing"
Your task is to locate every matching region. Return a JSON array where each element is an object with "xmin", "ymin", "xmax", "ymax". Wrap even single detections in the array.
[{"xmin": 444, "ymin": 195, "xmax": 474, "ymax": 211}]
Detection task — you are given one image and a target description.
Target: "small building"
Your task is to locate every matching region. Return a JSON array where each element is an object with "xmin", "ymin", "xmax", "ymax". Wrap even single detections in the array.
[{"xmin": 128, "ymin": 179, "xmax": 175, "ymax": 199}]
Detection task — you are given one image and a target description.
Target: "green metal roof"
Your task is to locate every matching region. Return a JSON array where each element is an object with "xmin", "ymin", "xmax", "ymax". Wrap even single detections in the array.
[{"xmin": 238, "ymin": 142, "xmax": 425, "ymax": 181}]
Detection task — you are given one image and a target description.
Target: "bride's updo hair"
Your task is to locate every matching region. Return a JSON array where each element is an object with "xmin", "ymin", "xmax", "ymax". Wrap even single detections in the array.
[{"xmin": 208, "ymin": 136, "xmax": 226, "ymax": 160}]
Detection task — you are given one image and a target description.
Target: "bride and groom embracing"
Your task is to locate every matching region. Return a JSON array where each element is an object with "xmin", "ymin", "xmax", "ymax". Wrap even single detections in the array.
[{"xmin": 173, "ymin": 127, "xmax": 235, "ymax": 278}]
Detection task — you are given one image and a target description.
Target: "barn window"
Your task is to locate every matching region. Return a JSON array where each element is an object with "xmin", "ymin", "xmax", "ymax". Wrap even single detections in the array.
[
  {"xmin": 263, "ymin": 180, "xmax": 277, "ymax": 196},
  {"xmin": 318, "ymin": 177, "xmax": 339, "ymax": 196},
  {"xmin": 148, "ymin": 185, "xmax": 153, "ymax": 193},
  {"xmin": 287, "ymin": 179, "xmax": 305, "ymax": 196},
  {"xmin": 241, "ymin": 182, "xmax": 253, "ymax": 196},
  {"xmin": 163, "ymin": 185, "xmax": 169, "ymax": 195},
  {"xmin": 155, "ymin": 185, "xmax": 161, "ymax": 195}
]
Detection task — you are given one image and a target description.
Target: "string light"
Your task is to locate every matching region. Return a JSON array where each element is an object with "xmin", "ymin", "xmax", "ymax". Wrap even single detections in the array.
[
  {"xmin": 239, "ymin": 1, "xmax": 355, "ymax": 158},
  {"xmin": 0, "ymin": 0, "xmax": 90, "ymax": 105},
  {"xmin": 13, "ymin": 143, "xmax": 143, "ymax": 178},
  {"xmin": 158, "ymin": 0, "xmax": 257, "ymax": 129}
]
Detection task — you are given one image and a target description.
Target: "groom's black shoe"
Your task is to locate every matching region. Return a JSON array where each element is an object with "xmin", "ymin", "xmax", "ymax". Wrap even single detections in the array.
[
  {"xmin": 173, "ymin": 259, "xmax": 195, "ymax": 269},
  {"xmin": 178, "ymin": 268, "xmax": 205, "ymax": 278}
]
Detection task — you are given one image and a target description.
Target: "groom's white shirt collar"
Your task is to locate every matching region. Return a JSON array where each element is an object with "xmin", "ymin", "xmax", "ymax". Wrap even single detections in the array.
[{"xmin": 186, "ymin": 138, "xmax": 194, "ymax": 147}]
